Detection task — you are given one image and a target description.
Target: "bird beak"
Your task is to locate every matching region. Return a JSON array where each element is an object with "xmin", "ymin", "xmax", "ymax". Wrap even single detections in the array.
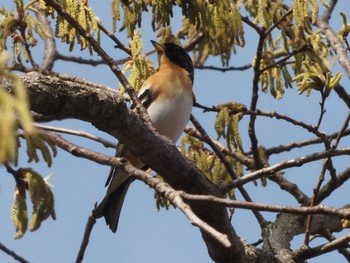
[{"xmin": 151, "ymin": 40, "xmax": 165, "ymax": 53}]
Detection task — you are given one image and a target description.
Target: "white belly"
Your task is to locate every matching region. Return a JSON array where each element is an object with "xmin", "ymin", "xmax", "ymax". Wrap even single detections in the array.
[{"xmin": 147, "ymin": 92, "xmax": 193, "ymax": 142}]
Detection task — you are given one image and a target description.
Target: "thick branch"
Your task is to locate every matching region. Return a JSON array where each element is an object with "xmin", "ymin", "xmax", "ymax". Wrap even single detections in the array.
[
  {"xmin": 3, "ymin": 72, "xmax": 244, "ymax": 263},
  {"xmin": 264, "ymin": 213, "xmax": 344, "ymax": 259}
]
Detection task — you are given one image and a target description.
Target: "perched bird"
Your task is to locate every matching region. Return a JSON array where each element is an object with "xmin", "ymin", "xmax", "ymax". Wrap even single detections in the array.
[{"xmin": 93, "ymin": 40, "xmax": 194, "ymax": 233}]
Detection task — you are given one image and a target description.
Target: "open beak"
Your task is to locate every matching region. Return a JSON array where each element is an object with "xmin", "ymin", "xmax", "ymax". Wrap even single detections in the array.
[{"xmin": 151, "ymin": 40, "xmax": 165, "ymax": 53}]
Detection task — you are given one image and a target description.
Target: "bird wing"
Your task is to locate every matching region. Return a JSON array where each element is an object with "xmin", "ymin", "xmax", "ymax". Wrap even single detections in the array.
[
  {"xmin": 130, "ymin": 82, "xmax": 156, "ymax": 110},
  {"xmin": 104, "ymin": 83, "xmax": 155, "ymax": 188}
]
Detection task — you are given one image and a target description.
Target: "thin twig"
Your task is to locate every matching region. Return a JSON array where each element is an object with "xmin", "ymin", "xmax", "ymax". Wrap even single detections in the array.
[
  {"xmin": 247, "ymin": 110, "xmax": 328, "ymax": 143},
  {"xmin": 294, "ymin": 232, "xmax": 350, "ymax": 261},
  {"xmin": 189, "ymin": 115, "xmax": 268, "ymax": 227},
  {"xmin": 180, "ymin": 192, "xmax": 350, "ymax": 219},
  {"xmin": 241, "ymin": 16, "xmax": 261, "ymax": 33},
  {"xmin": 76, "ymin": 213, "xmax": 96, "ymax": 263},
  {"xmin": 35, "ymin": 124, "xmax": 117, "ymax": 149},
  {"xmin": 304, "ymin": 158, "xmax": 329, "ymax": 247},
  {"xmin": 193, "ymin": 101, "xmax": 219, "ymax": 113},
  {"xmin": 195, "ymin": 64, "xmax": 252, "ymax": 72},
  {"xmin": 139, "ymin": 175, "xmax": 232, "ymax": 248},
  {"xmin": 332, "ymin": 112, "xmax": 350, "ymax": 149},
  {"xmin": 56, "ymin": 52, "xmax": 118, "ymax": 66},
  {"xmin": 43, "ymin": 0, "xmax": 152, "ymax": 128},
  {"xmin": 184, "ymin": 126, "xmax": 254, "ymax": 168},
  {"xmin": 315, "ymin": 90, "xmax": 327, "ymax": 130},
  {"xmin": 190, "ymin": 115, "xmax": 238, "ymax": 180},
  {"xmin": 265, "ymin": 129, "xmax": 350, "ymax": 156},
  {"xmin": 48, "ymin": 133, "xmax": 232, "ymax": 248},
  {"xmin": 96, "ymin": 19, "xmax": 131, "ymax": 56},
  {"xmin": 323, "ymin": 231, "xmax": 350, "ymax": 261},
  {"xmin": 265, "ymin": 9, "xmax": 293, "ymax": 36},
  {"xmin": 318, "ymin": 167, "xmax": 350, "ymax": 203},
  {"xmin": 0, "ymin": 242, "xmax": 30, "ymax": 263},
  {"xmin": 305, "ymin": 111, "xmax": 350, "ymax": 242},
  {"xmin": 268, "ymin": 173, "xmax": 310, "ymax": 206},
  {"xmin": 33, "ymin": 2, "xmax": 57, "ymax": 71},
  {"xmin": 18, "ymin": 25, "xmax": 39, "ymax": 70},
  {"xmin": 248, "ymin": 28, "xmax": 265, "ymax": 170},
  {"xmin": 222, "ymin": 146, "xmax": 350, "ymax": 191},
  {"xmin": 259, "ymin": 45, "xmax": 307, "ymax": 73}
]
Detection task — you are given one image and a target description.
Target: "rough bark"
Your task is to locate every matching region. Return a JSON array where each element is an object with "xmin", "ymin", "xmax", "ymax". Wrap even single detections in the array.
[
  {"xmin": 4, "ymin": 72, "xmax": 246, "ymax": 262},
  {"xmin": 4, "ymin": 72, "xmax": 344, "ymax": 262}
]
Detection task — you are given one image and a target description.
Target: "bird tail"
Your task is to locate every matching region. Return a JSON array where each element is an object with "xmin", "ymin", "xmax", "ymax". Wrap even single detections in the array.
[{"xmin": 93, "ymin": 173, "xmax": 132, "ymax": 233}]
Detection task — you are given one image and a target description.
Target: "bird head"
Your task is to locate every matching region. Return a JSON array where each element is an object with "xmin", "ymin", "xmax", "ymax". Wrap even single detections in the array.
[{"xmin": 151, "ymin": 40, "xmax": 194, "ymax": 83}]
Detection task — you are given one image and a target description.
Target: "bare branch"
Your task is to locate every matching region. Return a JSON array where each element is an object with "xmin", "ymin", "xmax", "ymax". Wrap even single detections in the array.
[
  {"xmin": 76, "ymin": 213, "xmax": 96, "ymax": 263},
  {"xmin": 265, "ymin": 128, "xmax": 350, "ymax": 156},
  {"xmin": 96, "ymin": 19, "xmax": 131, "ymax": 55},
  {"xmin": 318, "ymin": 167, "xmax": 350, "ymax": 203},
  {"xmin": 43, "ymin": 0, "xmax": 152, "ymax": 128},
  {"xmin": 304, "ymin": 158, "xmax": 330, "ymax": 247},
  {"xmin": 18, "ymin": 25, "xmax": 39, "ymax": 70},
  {"xmin": 268, "ymin": 173, "xmax": 310, "ymax": 206},
  {"xmin": 180, "ymin": 192, "xmax": 350, "ymax": 219},
  {"xmin": 195, "ymin": 64, "xmax": 252, "ymax": 72},
  {"xmin": 49, "ymin": 133, "xmax": 232, "ymax": 249},
  {"xmin": 190, "ymin": 115, "xmax": 238, "ymax": 180},
  {"xmin": 32, "ymin": 2, "xmax": 57, "ymax": 71},
  {"xmin": 265, "ymin": 213, "xmax": 343, "ymax": 260},
  {"xmin": 249, "ymin": 29, "xmax": 266, "ymax": 169},
  {"xmin": 323, "ymin": 232, "xmax": 350, "ymax": 261},
  {"xmin": 223, "ymin": 146, "xmax": 350, "ymax": 191},
  {"xmin": 0, "ymin": 242, "xmax": 30, "ymax": 263},
  {"xmin": 55, "ymin": 52, "xmax": 133, "ymax": 66},
  {"xmin": 35, "ymin": 124, "xmax": 116, "ymax": 149},
  {"xmin": 332, "ymin": 112, "xmax": 350, "ymax": 149},
  {"xmin": 189, "ymin": 115, "xmax": 268, "ymax": 227},
  {"xmin": 247, "ymin": 110, "xmax": 328, "ymax": 142},
  {"xmin": 133, "ymin": 168, "xmax": 232, "ymax": 248},
  {"xmin": 294, "ymin": 232, "xmax": 350, "ymax": 261},
  {"xmin": 185, "ymin": 126, "xmax": 254, "ymax": 168},
  {"xmin": 265, "ymin": 8, "xmax": 293, "ymax": 36},
  {"xmin": 4, "ymin": 71, "xmax": 243, "ymax": 261}
]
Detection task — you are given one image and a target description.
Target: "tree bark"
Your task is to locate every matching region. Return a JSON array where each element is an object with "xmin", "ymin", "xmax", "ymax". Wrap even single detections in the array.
[
  {"xmin": 5, "ymin": 72, "xmax": 346, "ymax": 262},
  {"xmin": 4, "ymin": 72, "xmax": 248, "ymax": 262}
]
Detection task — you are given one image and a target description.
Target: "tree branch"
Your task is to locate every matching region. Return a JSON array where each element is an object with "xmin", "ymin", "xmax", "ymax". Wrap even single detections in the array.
[
  {"xmin": 223, "ymin": 146, "xmax": 350, "ymax": 191},
  {"xmin": 195, "ymin": 64, "xmax": 252, "ymax": 72},
  {"xmin": 3, "ymin": 72, "xmax": 244, "ymax": 262},
  {"xmin": 96, "ymin": 19, "xmax": 131, "ymax": 56},
  {"xmin": 76, "ymin": 213, "xmax": 96, "ymax": 263},
  {"xmin": 0, "ymin": 242, "xmax": 30, "ymax": 263},
  {"xmin": 249, "ymin": 28, "xmax": 266, "ymax": 169},
  {"xmin": 50, "ymin": 133, "xmax": 231, "ymax": 248},
  {"xmin": 189, "ymin": 115, "xmax": 268, "ymax": 228},
  {"xmin": 180, "ymin": 193, "xmax": 350, "ymax": 219},
  {"xmin": 43, "ymin": 0, "xmax": 151, "ymax": 128},
  {"xmin": 35, "ymin": 124, "xmax": 116, "ymax": 149},
  {"xmin": 184, "ymin": 126, "xmax": 254, "ymax": 168},
  {"xmin": 294, "ymin": 232, "xmax": 350, "ymax": 261},
  {"xmin": 316, "ymin": 0, "xmax": 350, "ymax": 77},
  {"xmin": 33, "ymin": 2, "xmax": 57, "ymax": 71}
]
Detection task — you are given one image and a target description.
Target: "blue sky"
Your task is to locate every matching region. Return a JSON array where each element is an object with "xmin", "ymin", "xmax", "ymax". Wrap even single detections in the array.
[{"xmin": 1, "ymin": 1, "xmax": 350, "ymax": 262}]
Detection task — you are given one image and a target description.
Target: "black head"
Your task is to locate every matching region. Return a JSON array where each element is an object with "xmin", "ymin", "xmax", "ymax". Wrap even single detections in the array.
[{"xmin": 151, "ymin": 41, "xmax": 194, "ymax": 83}]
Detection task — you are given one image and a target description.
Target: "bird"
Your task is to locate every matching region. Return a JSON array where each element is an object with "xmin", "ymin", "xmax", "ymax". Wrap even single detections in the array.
[{"xmin": 93, "ymin": 40, "xmax": 194, "ymax": 233}]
